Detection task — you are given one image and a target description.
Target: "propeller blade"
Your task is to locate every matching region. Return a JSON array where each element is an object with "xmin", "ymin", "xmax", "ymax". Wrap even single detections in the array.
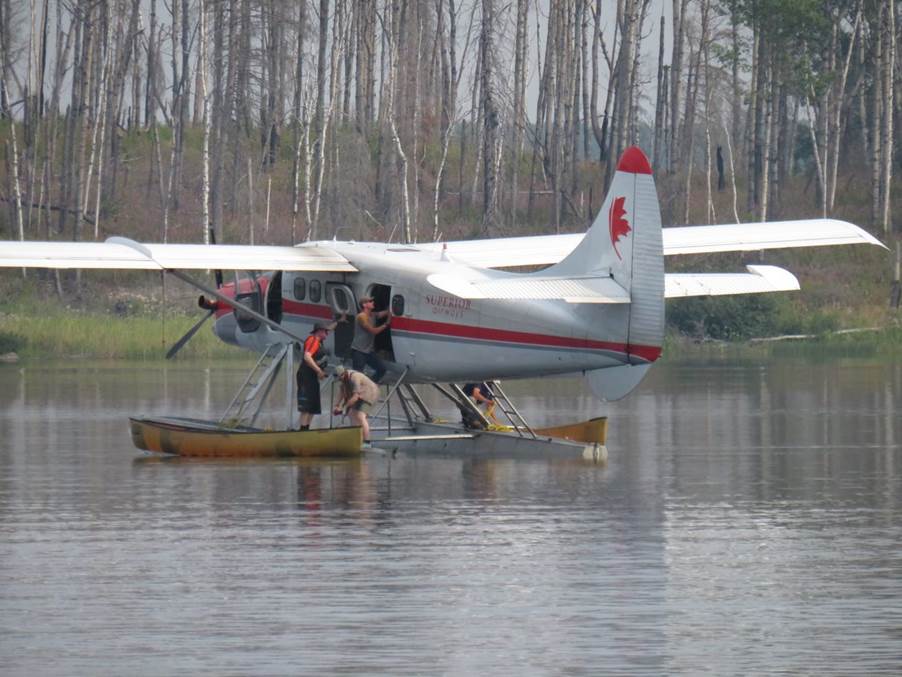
[{"xmin": 165, "ymin": 309, "xmax": 214, "ymax": 360}]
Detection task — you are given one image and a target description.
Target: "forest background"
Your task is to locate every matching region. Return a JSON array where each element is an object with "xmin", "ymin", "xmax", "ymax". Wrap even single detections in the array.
[{"xmin": 0, "ymin": 0, "xmax": 899, "ymax": 357}]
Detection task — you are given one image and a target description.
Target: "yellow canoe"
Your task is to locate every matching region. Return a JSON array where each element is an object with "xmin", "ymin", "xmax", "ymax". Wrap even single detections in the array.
[
  {"xmin": 478, "ymin": 417, "xmax": 608, "ymax": 445},
  {"xmin": 534, "ymin": 417, "xmax": 608, "ymax": 445},
  {"xmin": 129, "ymin": 416, "xmax": 363, "ymax": 458}
]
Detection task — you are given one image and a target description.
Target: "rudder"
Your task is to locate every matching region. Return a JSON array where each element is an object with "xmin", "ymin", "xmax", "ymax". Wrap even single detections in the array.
[{"xmin": 547, "ymin": 146, "xmax": 664, "ymax": 364}]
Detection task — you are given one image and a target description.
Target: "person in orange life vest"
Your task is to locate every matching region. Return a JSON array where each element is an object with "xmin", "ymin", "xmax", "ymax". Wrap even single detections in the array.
[{"xmin": 297, "ymin": 321, "xmax": 335, "ymax": 430}]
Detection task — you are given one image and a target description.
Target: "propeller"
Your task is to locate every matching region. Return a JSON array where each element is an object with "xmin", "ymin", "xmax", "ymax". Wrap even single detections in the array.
[
  {"xmin": 165, "ymin": 296, "xmax": 219, "ymax": 360},
  {"xmin": 165, "ymin": 225, "xmax": 224, "ymax": 359}
]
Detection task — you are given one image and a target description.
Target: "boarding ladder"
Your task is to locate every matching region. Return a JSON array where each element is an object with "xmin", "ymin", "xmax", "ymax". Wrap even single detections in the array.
[
  {"xmin": 369, "ymin": 367, "xmax": 419, "ymax": 435},
  {"xmin": 446, "ymin": 383, "xmax": 492, "ymax": 430},
  {"xmin": 220, "ymin": 343, "xmax": 291, "ymax": 427},
  {"xmin": 487, "ymin": 380, "xmax": 537, "ymax": 439}
]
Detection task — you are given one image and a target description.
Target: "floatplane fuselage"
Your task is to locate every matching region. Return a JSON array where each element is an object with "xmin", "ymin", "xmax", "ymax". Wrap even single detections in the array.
[{"xmin": 213, "ymin": 244, "xmax": 657, "ymax": 385}]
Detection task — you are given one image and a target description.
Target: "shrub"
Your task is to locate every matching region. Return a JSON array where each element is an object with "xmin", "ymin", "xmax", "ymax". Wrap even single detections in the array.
[
  {"xmin": 667, "ymin": 295, "xmax": 782, "ymax": 340},
  {"xmin": 0, "ymin": 331, "xmax": 23, "ymax": 353}
]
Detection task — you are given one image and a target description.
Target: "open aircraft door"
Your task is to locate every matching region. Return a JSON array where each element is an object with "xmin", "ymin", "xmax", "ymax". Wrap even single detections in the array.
[
  {"xmin": 325, "ymin": 283, "xmax": 356, "ymax": 358},
  {"xmin": 368, "ymin": 284, "xmax": 396, "ymax": 364}
]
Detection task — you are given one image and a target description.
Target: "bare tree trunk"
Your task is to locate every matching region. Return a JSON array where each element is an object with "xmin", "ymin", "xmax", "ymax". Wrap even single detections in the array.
[
  {"xmin": 669, "ymin": 0, "xmax": 689, "ymax": 173},
  {"xmin": 104, "ymin": 0, "xmax": 141, "ymax": 211},
  {"xmin": 210, "ymin": 0, "xmax": 225, "ymax": 240},
  {"xmin": 248, "ymin": 157, "xmax": 255, "ymax": 244},
  {"xmin": 510, "ymin": 0, "xmax": 527, "ymax": 227},
  {"xmin": 0, "ymin": 0, "xmax": 24, "ymax": 259},
  {"xmin": 311, "ymin": 0, "xmax": 347, "ymax": 238},
  {"xmin": 827, "ymin": 3, "xmax": 861, "ymax": 212},
  {"xmin": 870, "ymin": 3, "xmax": 883, "ymax": 226},
  {"xmin": 309, "ymin": 0, "xmax": 329, "ymax": 240},
  {"xmin": 703, "ymin": 35, "xmax": 714, "ymax": 225},
  {"xmin": 151, "ymin": 120, "xmax": 169, "ymax": 241},
  {"xmin": 480, "ymin": 0, "xmax": 498, "ymax": 233},
  {"xmin": 411, "ymin": 10, "xmax": 423, "ymax": 243},
  {"xmin": 806, "ymin": 97, "xmax": 828, "ymax": 217},
  {"xmin": 721, "ymin": 115, "xmax": 740, "ymax": 223},
  {"xmin": 611, "ymin": 0, "xmax": 638, "ymax": 166},
  {"xmin": 145, "ymin": 0, "xmax": 157, "ymax": 128},
  {"xmin": 857, "ymin": 31, "xmax": 869, "ymax": 161},
  {"xmin": 7, "ymin": 131, "xmax": 25, "ymax": 248},
  {"xmin": 433, "ymin": 110, "xmax": 457, "ymax": 241},
  {"xmin": 653, "ymin": 13, "xmax": 666, "ymax": 168},
  {"xmin": 758, "ymin": 61, "xmax": 773, "ymax": 221},
  {"xmin": 879, "ymin": 0, "xmax": 895, "ymax": 235},
  {"xmin": 90, "ymin": 1, "xmax": 113, "ymax": 236},
  {"xmin": 200, "ymin": 0, "xmax": 211, "ymax": 244},
  {"xmin": 385, "ymin": 1, "xmax": 411, "ymax": 244}
]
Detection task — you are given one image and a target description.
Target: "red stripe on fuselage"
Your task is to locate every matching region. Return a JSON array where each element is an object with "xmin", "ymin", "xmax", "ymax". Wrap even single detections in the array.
[
  {"xmin": 282, "ymin": 299, "xmax": 333, "ymax": 319},
  {"xmin": 274, "ymin": 307, "xmax": 662, "ymax": 362},
  {"xmin": 391, "ymin": 316, "xmax": 662, "ymax": 362}
]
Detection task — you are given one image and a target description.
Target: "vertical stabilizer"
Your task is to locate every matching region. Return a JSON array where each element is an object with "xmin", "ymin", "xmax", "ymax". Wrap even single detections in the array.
[{"xmin": 547, "ymin": 146, "xmax": 665, "ymax": 366}]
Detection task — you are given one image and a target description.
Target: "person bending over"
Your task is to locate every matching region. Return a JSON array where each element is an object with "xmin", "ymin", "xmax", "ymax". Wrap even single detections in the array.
[{"xmin": 333, "ymin": 366, "xmax": 380, "ymax": 444}]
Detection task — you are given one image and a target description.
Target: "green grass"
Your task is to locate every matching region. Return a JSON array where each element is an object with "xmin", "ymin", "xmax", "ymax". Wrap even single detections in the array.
[
  {"xmin": 0, "ymin": 310, "xmax": 244, "ymax": 360},
  {"xmin": 0, "ymin": 282, "xmax": 247, "ymax": 360}
]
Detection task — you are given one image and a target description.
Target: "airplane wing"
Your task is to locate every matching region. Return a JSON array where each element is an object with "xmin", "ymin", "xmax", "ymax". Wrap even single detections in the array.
[
  {"xmin": 662, "ymin": 219, "xmax": 886, "ymax": 255},
  {"xmin": 427, "ymin": 218, "xmax": 883, "ymax": 268},
  {"xmin": 0, "ymin": 238, "xmax": 357, "ymax": 272}
]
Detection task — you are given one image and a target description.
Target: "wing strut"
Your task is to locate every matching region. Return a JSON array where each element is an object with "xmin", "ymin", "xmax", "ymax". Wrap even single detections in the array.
[
  {"xmin": 109, "ymin": 236, "xmax": 308, "ymax": 345},
  {"xmin": 167, "ymin": 269, "xmax": 307, "ymax": 344}
]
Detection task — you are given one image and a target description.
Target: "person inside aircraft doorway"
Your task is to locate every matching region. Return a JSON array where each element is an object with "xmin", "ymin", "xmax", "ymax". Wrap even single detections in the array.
[{"xmin": 350, "ymin": 296, "xmax": 391, "ymax": 383}]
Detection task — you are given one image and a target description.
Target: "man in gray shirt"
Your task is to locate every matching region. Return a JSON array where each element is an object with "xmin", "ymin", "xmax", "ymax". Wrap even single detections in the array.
[{"xmin": 350, "ymin": 296, "xmax": 391, "ymax": 382}]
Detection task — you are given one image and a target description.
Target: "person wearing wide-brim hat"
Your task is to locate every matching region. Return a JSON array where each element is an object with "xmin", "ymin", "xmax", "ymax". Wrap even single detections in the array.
[{"xmin": 297, "ymin": 321, "xmax": 336, "ymax": 430}]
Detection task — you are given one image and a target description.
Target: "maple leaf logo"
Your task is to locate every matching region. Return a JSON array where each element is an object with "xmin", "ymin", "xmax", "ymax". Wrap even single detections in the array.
[{"xmin": 608, "ymin": 196, "xmax": 631, "ymax": 259}]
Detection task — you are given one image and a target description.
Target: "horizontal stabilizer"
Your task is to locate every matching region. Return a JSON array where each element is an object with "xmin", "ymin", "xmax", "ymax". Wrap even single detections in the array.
[
  {"xmin": 427, "ymin": 273, "xmax": 630, "ymax": 304},
  {"xmin": 0, "ymin": 240, "xmax": 357, "ymax": 272},
  {"xmin": 665, "ymin": 265, "xmax": 799, "ymax": 298}
]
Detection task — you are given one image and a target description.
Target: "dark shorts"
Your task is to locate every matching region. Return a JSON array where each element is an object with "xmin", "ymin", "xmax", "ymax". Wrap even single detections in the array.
[
  {"xmin": 297, "ymin": 368, "xmax": 321, "ymax": 414},
  {"xmin": 350, "ymin": 400, "xmax": 372, "ymax": 414}
]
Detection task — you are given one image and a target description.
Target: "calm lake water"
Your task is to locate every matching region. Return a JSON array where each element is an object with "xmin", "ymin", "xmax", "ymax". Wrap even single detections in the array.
[{"xmin": 1, "ymin": 354, "xmax": 900, "ymax": 676}]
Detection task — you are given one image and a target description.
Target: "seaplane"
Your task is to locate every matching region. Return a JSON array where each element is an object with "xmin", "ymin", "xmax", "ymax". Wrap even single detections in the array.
[{"xmin": 0, "ymin": 146, "xmax": 885, "ymax": 461}]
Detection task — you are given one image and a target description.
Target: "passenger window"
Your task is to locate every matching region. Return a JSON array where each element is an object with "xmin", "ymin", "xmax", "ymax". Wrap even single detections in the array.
[
  {"xmin": 293, "ymin": 277, "xmax": 306, "ymax": 300},
  {"xmin": 391, "ymin": 294, "xmax": 405, "ymax": 316},
  {"xmin": 309, "ymin": 279, "xmax": 322, "ymax": 303}
]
